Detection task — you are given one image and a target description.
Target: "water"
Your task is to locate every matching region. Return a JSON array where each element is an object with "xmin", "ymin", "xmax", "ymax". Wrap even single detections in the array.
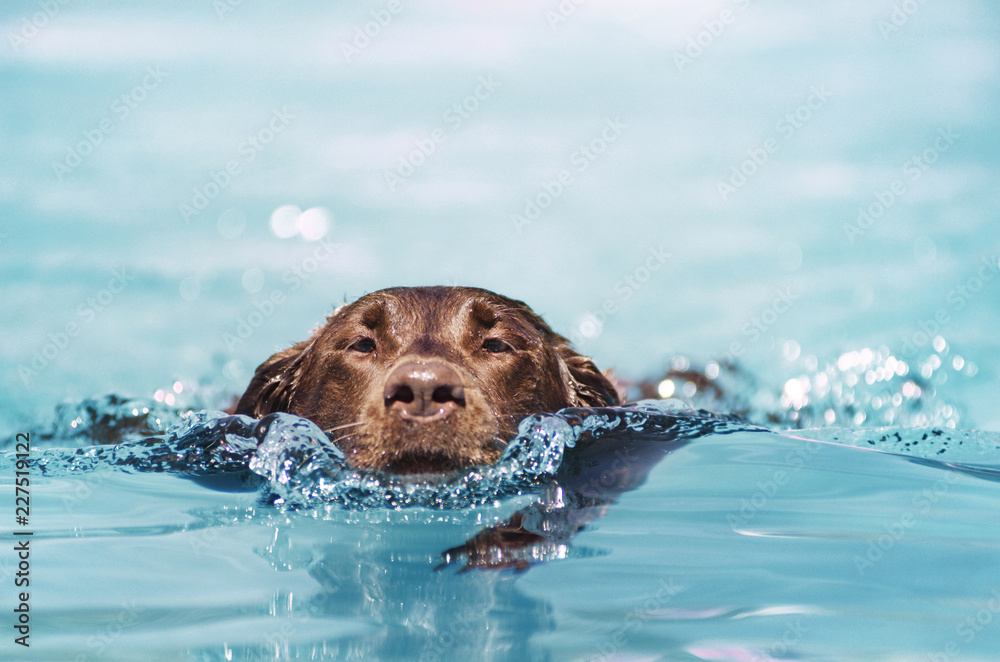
[
  {"xmin": 4, "ymin": 396, "xmax": 1000, "ymax": 660},
  {"xmin": 3, "ymin": 0, "xmax": 1000, "ymax": 659}
]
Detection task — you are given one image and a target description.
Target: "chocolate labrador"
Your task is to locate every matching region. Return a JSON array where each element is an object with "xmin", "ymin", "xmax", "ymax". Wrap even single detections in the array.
[
  {"xmin": 235, "ymin": 286, "xmax": 621, "ymax": 474},
  {"xmin": 235, "ymin": 286, "xmax": 696, "ymax": 571}
]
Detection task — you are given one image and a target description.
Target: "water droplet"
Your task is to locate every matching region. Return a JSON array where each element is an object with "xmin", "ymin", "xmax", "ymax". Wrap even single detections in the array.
[
  {"xmin": 932, "ymin": 335, "xmax": 947, "ymax": 353},
  {"xmin": 298, "ymin": 207, "xmax": 332, "ymax": 241},
  {"xmin": 657, "ymin": 379, "xmax": 675, "ymax": 398},
  {"xmin": 576, "ymin": 313, "xmax": 603, "ymax": 340},
  {"xmin": 217, "ymin": 208, "xmax": 247, "ymax": 239},
  {"xmin": 242, "ymin": 267, "xmax": 265, "ymax": 293},
  {"xmin": 782, "ymin": 340, "xmax": 801, "ymax": 362},
  {"xmin": 223, "ymin": 360, "xmax": 245, "ymax": 382},
  {"xmin": 270, "ymin": 204, "xmax": 302, "ymax": 239}
]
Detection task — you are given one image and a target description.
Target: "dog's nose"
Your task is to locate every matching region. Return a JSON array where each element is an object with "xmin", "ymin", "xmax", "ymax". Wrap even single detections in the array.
[{"xmin": 384, "ymin": 360, "xmax": 466, "ymax": 421}]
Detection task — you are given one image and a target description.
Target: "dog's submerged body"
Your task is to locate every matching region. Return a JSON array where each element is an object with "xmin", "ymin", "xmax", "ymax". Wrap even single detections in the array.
[{"xmin": 236, "ymin": 286, "xmax": 620, "ymax": 475}]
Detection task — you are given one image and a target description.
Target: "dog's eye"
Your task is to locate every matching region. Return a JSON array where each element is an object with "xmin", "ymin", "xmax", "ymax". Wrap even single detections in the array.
[
  {"xmin": 482, "ymin": 338, "xmax": 511, "ymax": 354},
  {"xmin": 348, "ymin": 337, "xmax": 377, "ymax": 354}
]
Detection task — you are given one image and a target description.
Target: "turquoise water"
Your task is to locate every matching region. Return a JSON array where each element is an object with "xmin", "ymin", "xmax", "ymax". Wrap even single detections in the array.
[
  {"xmin": 5, "ymin": 399, "xmax": 1000, "ymax": 660},
  {"xmin": 3, "ymin": 0, "xmax": 1000, "ymax": 659}
]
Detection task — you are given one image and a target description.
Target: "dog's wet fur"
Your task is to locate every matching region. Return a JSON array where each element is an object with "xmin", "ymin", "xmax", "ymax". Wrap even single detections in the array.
[{"xmin": 236, "ymin": 286, "xmax": 620, "ymax": 474}]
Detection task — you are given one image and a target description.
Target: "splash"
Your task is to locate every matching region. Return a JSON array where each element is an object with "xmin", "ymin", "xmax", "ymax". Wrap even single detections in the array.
[
  {"xmin": 248, "ymin": 399, "xmax": 752, "ymax": 509},
  {"xmin": 653, "ymin": 341, "xmax": 974, "ymax": 430},
  {"xmin": 3, "ymin": 398, "xmax": 751, "ymax": 510},
  {"xmin": 4, "ymin": 333, "xmax": 996, "ymax": 512}
]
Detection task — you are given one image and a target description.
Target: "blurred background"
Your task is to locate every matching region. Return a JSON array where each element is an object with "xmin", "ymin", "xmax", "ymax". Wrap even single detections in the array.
[{"xmin": 2, "ymin": 0, "xmax": 998, "ymax": 433}]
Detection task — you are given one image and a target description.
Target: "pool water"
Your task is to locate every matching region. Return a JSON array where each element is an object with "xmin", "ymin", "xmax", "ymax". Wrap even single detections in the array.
[
  {"xmin": 3, "ymin": 0, "xmax": 1000, "ymax": 660},
  {"xmin": 5, "ymin": 395, "xmax": 1000, "ymax": 661}
]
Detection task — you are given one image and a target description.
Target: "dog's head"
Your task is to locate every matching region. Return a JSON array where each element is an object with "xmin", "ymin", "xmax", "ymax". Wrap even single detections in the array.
[{"xmin": 235, "ymin": 286, "xmax": 619, "ymax": 474}]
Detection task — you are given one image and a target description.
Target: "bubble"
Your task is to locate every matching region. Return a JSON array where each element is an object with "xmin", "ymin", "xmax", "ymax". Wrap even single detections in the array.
[
  {"xmin": 777, "ymin": 242, "xmax": 803, "ymax": 272},
  {"xmin": 670, "ymin": 355, "xmax": 690, "ymax": 371},
  {"xmin": 217, "ymin": 208, "xmax": 247, "ymax": 239},
  {"xmin": 932, "ymin": 335, "xmax": 947, "ymax": 353},
  {"xmin": 782, "ymin": 340, "xmax": 801, "ymax": 362},
  {"xmin": 223, "ymin": 360, "xmax": 245, "ymax": 382},
  {"xmin": 838, "ymin": 351, "xmax": 858, "ymax": 372},
  {"xmin": 179, "ymin": 277, "xmax": 201, "ymax": 301},
  {"xmin": 576, "ymin": 313, "xmax": 603, "ymax": 340},
  {"xmin": 242, "ymin": 267, "xmax": 265, "ymax": 293},
  {"xmin": 298, "ymin": 207, "xmax": 332, "ymax": 241},
  {"xmin": 783, "ymin": 378, "xmax": 808, "ymax": 409},
  {"xmin": 656, "ymin": 379, "xmax": 676, "ymax": 398},
  {"xmin": 270, "ymin": 204, "xmax": 302, "ymax": 239}
]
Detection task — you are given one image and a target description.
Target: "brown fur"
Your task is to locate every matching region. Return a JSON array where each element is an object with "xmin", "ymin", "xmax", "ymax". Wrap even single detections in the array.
[{"xmin": 235, "ymin": 286, "xmax": 619, "ymax": 474}]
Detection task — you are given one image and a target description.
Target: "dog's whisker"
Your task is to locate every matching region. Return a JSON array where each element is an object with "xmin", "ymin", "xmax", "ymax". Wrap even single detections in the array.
[{"xmin": 323, "ymin": 421, "xmax": 365, "ymax": 435}]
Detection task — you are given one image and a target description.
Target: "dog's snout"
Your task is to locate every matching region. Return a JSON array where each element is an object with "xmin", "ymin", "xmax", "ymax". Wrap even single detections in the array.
[{"xmin": 384, "ymin": 360, "xmax": 466, "ymax": 421}]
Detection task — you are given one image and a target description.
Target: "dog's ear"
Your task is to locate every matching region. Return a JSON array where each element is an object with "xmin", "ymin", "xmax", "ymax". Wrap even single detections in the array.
[
  {"xmin": 234, "ymin": 340, "xmax": 311, "ymax": 418},
  {"xmin": 555, "ymin": 341, "xmax": 622, "ymax": 407}
]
